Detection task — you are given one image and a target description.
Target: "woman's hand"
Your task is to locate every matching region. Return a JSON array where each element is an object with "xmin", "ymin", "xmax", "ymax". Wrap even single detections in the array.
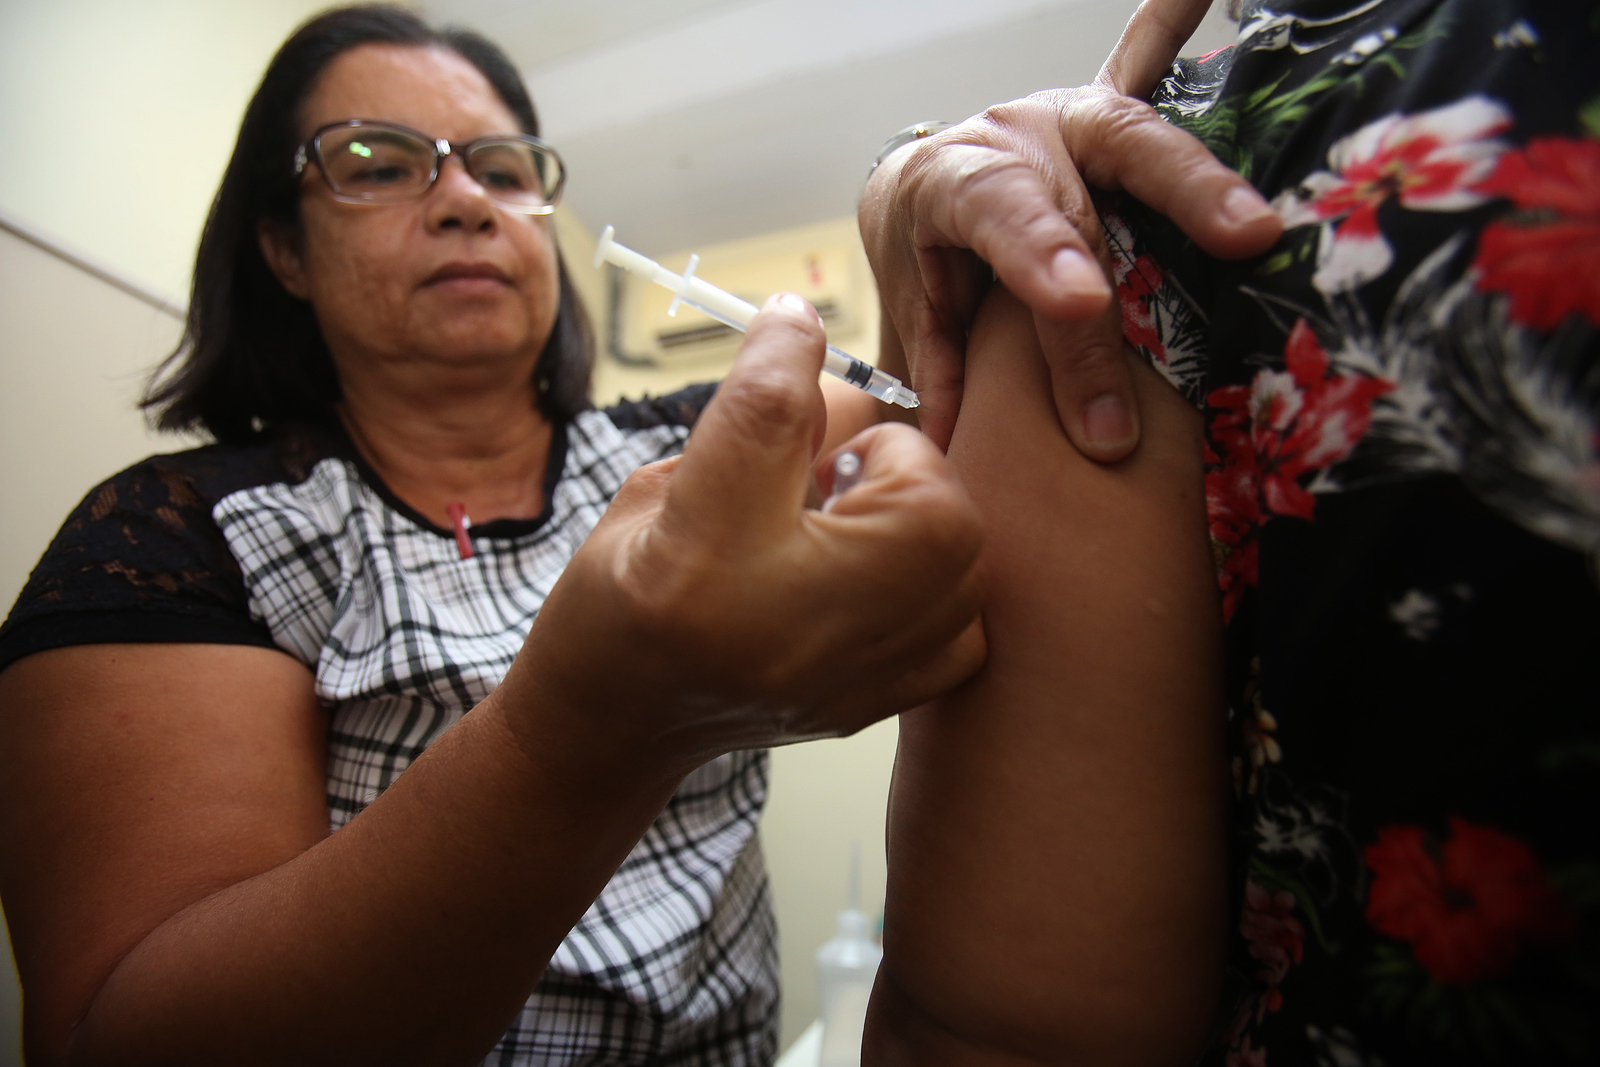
[
  {"xmin": 498, "ymin": 294, "xmax": 987, "ymax": 778},
  {"xmin": 859, "ymin": 0, "xmax": 1283, "ymax": 457}
]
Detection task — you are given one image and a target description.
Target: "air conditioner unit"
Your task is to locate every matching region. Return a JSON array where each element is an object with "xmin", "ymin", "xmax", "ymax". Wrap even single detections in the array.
[{"xmin": 615, "ymin": 241, "xmax": 865, "ymax": 365}]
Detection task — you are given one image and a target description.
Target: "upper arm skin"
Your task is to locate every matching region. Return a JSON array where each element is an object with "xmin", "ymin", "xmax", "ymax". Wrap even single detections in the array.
[
  {"xmin": 864, "ymin": 287, "xmax": 1225, "ymax": 1066},
  {"xmin": 0, "ymin": 644, "xmax": 327, "ymax": 1064}
]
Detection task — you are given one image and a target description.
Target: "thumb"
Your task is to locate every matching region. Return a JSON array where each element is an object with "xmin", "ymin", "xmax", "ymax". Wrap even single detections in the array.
[{"xmin": 661, "ymin": 293, "xmax": 829, "ymax": 546}]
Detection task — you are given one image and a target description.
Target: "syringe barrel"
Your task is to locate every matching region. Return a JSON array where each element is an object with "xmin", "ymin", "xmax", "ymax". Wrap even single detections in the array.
[
  {"xmin": 597, "ymin": 226, "xmax": 918, "ymax": 408},
  {"xmin": 681, "ymin": 277, "xmax": 758, "ymax": 329},
  {"xmin": 822, "ymin": 347, "xmax": 871, "ymax": 388},
  {"xmin": 596, "ymin": 225, "xmax": 759, "ymax": 328},
  {"xmin": 823, "ymin": 347, "xmax": 919, "ymax": 408}
]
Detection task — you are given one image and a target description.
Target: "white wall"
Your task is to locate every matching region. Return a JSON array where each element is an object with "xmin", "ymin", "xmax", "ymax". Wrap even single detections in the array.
[
  {"xmin": 0, "ymin": 0, "xmax": 340, "ymax": 303},
  {"xmin": 0, "ymin": 225, "xmax": 192, "ymax": 610},
  {"xmin": 763, "ymin": 722, "xmax": 896, "ymax": 1050}
]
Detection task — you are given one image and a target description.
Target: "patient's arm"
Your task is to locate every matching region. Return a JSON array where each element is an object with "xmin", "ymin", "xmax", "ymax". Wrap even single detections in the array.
[{"xmin": 864, "ymin": 287, "xmax": 1225, "ymax": 1067}]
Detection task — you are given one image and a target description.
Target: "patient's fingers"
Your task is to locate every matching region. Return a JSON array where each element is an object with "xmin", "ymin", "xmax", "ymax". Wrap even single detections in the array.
[
  {"xmin": 1088, "ymin": 0, "xmax": 1283, "ymax": 260},
  {"xmin": 910, "ymin": 145, "xmax": 1111, "ymax": 323},
  {"xmin": 899, "ymin": 139, "xmax": 1142, "ymax": 461},
  {"xmin": 1099, "ymin": 0, "xmax": 1216, "ymax": 98}
]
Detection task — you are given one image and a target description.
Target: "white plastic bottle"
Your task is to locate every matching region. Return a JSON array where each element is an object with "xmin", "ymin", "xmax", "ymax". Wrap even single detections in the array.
[{"xmin": 815, "ymin": 843, "xmax": 882, "ymax": 1067}]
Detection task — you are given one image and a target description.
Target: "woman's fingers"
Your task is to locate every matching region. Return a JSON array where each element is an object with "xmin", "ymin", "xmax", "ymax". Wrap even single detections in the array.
[
  {"xmin": 817, "ymin": 421, "xmax": 978, "ymax": 527},
  {"xmin": 1033, "ymin": 300, "xmax": 1142, "ymax": 462},
  {"xmin": 661, "ymin": 293, "xmax": 828, "ymax": 546},
  {"xmin": 801, "ymin": 617, "xmax": 988, "ymax": 742},
  {"xmin": 591, "ymin": 304, "xmax": 984, "ymax": 754},
  {"xmin": 888, "ymin": 292, "xmax": 967, "ymax": 451}
]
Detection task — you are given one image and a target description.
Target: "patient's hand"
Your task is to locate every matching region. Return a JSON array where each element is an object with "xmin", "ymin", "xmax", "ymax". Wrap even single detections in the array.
[{"xmin": 859, "ymin": 0, "xmax": 1281, "ymax": 459}]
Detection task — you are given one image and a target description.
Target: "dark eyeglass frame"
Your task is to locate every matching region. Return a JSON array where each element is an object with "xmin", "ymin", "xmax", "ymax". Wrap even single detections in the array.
[{"xmin": 292, "ymin": 119, "xmax": 567, "ymax": 214}]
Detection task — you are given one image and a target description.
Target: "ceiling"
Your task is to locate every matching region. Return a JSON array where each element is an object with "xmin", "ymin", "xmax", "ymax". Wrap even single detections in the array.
[{"xmin": 423, "ymin": 0, "xmax": 1238, "ymax": 255}]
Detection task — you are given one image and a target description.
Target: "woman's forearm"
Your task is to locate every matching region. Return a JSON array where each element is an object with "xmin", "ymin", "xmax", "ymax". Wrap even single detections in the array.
[
  {"xmin": 67, "ymin": 684, "xmax": 681, "ymax": 1067},
  {"xmin": 865, "ymin": 288, "xmax": 1226, "ymax": 1067}
]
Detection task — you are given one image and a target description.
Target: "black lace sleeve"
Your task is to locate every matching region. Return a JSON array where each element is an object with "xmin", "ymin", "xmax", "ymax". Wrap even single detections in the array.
[
  {"xmin": 0, "ymin": 435, "xmax": 327, "ymax": 674},
  {"xmin": 603, "ymin": 381, "xmax": 720, "ymax": 431}
]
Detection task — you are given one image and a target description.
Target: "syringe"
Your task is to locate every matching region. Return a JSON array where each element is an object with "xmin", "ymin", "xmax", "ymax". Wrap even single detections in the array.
[{"xmin": 593, "ymin": 226, "xmax": 919, "ymax": 410}]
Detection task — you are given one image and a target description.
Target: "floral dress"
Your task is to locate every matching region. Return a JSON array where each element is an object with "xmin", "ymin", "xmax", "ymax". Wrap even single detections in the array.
[{"xmin": 1105, "ymin": 1, "xmax": 1599, "ymax": 1062}]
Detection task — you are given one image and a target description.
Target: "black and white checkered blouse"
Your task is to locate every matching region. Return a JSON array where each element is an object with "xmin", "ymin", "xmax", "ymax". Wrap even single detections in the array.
[{"xmin": 0, "ymin": 385, "xmax": 781, "ymax": 1064}]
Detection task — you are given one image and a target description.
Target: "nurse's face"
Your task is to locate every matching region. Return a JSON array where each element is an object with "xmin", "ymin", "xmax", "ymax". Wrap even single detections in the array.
[{"xmin": 261, "ymin": 43, "xmax": 560, "ymax": 388}]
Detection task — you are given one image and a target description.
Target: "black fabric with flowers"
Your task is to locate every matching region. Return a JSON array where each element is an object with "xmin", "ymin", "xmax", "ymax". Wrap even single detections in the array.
[{"xmin": 1103, "ymin": 1, "xmax": 1600, "ymax": 1063}]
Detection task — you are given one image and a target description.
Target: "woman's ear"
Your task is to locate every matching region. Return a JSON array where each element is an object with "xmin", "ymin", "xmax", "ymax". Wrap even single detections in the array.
[{"xmin": 257, "ymin": 218, "xmax": 310, "ymax": 299}]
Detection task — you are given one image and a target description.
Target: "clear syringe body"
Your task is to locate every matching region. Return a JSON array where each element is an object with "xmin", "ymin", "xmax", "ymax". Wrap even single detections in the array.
[
  {"xmin": 675, "ymin": 296, "xmax": 917, "ymax": 409},
  {"xmin": 594, "ymin": 226, "xmax": 919, "ymax": 410}
]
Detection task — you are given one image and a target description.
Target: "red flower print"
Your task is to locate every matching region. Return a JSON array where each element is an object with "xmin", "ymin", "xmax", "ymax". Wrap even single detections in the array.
[
  {"xmin": 1472, "ymin": 135, "xmax": 1600, "ymax": 330},
  {"xmin": 1116, "ymin": 252, "xmax": 1167, "ymax": 364},
  {"xmin": 1219, "ymin": 882, "xmax": 1302, "ymax": 1065},
  {"xmin": 1241, "ymin": 880, "xmax": 1305, "ymax": 1018},
  {"xmin": 1204, "ymin": 320, "xmax": 1394, "ymax": 619},
  {"xmin": 1272, "ymin": 96, "xmax": 1511, "ymax": 291},
  {"xmin": 1364, "ymin": 817, "xmax": 1578, "ymax": 985}
]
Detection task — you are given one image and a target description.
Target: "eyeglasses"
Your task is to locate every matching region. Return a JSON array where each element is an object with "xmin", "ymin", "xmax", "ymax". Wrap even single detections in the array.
[{"xmin": 293, "ymin": 119, "xmax": 566, "ymax": 214}]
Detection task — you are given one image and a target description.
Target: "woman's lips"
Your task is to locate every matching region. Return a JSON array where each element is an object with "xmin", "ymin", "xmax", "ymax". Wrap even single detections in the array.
[{"xmin": 421, "ymin": 262, "xmax": 514, "ymax": 291}]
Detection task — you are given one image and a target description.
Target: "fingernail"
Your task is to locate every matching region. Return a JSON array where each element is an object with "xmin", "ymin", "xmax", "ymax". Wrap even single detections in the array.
[
  {"xmin": 1050, "ymin": 248, "xmax": 1106, "ymax": 295},
  {"xmin": 1082, "ymin": 393, "xmax": 1134, "ymax": 449},
  {"xmin": 1220, "ymin": 185, "xmax": 1274, "ymax": 226},
  {"xmin": 778, "ymin": 292, "xmax": 821, "ymax": 323}
]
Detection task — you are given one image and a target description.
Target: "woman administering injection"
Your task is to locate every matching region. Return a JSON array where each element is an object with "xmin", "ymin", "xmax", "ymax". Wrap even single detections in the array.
[{"xmin": 0, "ymin": 7, "xmax": 985, "ymax": 1063}]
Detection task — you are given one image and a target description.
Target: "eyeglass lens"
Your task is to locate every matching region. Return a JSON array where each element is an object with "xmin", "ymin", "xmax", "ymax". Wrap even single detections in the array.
[{"xmin": 316, "ymin": 124, "xmax": 559, "ymax": 211}]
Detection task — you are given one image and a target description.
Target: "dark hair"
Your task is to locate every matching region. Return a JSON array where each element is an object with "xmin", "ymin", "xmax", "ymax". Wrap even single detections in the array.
[{"xmin": 143, "ymin": 3, "xmax": 593, "ymax": 444}]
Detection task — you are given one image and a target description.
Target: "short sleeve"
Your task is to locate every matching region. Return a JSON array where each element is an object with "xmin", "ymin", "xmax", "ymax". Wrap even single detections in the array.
[
  {"xmin": 603, "ymin": 382, "xmax": 720, "ymax": 431},
  {"xmin": 0, "ymin": 449, "xmax": 285, "ymax": 673}
]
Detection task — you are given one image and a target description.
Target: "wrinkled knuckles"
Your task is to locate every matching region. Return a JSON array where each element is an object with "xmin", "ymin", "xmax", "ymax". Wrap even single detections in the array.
[
  {"xmin": 976, "ymin": 98, "xmax": 1057, "ymax": 141},
  {"xmin": 947, "ymin": 157, "xmax": 1050, "ymax": 220},
  {"xmin": 897, "ymin": 138, "xmax": 1010, "ymax": 213},
  {"xmin": 1025, "ymin": 85, "xmax": 1086, "ymax": 117},
  {"xmin": 1070, "ymin": 93, "xmax": 1164, "ymax": 170}
]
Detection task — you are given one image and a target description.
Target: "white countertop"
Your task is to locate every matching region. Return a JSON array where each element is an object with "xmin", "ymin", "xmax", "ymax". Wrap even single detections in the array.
[{"xmin": 775, "ymin": 1020, "xmax": 822, "ymax": 1067}]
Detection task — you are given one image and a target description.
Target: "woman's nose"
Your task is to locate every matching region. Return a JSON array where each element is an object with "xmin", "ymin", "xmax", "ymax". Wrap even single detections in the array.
[{"xmin": 425, "ymin": 154, "xmax": 497, "ymax": 233}]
